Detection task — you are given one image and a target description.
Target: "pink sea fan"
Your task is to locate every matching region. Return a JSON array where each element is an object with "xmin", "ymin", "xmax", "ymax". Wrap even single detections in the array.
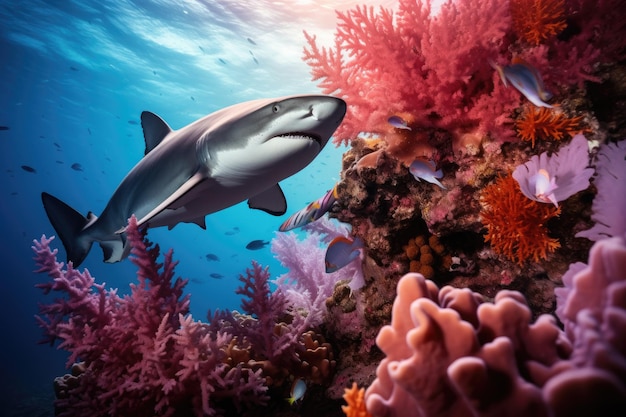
[
  {"xmin": 576, "ymin": 140, "xmax": 626, "ymax": 241},
  {"xmin": 512, "ymin": 134, "xmax": 594, "ymax": 205}
]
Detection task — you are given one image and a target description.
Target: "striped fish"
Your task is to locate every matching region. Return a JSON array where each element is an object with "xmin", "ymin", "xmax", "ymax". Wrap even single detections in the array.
[{"xmin": 278, "ymin": 184, "xmax": 338, "ymax": 231}]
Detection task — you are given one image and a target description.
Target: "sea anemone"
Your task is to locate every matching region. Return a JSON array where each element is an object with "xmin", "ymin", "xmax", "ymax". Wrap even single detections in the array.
[{"xmin": 481, "ymin": 173, "xmax": 561, "ymax": 265}]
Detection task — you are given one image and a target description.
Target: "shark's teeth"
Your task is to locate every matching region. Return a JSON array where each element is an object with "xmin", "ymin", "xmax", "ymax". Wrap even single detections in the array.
[{"xmin": 275, "ymin": 132, "xmax": 322, "ymax": 145}]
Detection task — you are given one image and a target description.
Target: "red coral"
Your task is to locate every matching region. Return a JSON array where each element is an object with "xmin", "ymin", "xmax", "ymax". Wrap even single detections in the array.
[
  {"xmin": 480, "ymin": 174, "xmax": 561, "ymax": 265},
  {"xmin": 510, "ymin": 0, "xmax": 567, "ymax": 45}
]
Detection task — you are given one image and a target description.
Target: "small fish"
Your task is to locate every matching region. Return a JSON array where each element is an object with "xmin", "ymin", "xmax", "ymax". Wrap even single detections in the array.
[
  {"xmin": 218, "ymin": 58, "xmax": 227, "ymax": 65},
  {"xmin": 225, "ymin": 226, "xmax": 240, "ymax": 236},
  {"xmin": 325, "ymin": 236, "xmax": 363, "ymax": 273},
  {"xmin": 0, "ymin": 126, "xmax": 9, "ymax": 131},
  {"xmin": 190, "ymin": 96, "xmax": 195, "ymax": 101},
  {"xmin": 279, "ymin": 185, "xmax": 338, "ymax": 231},
  {"xmin": 209, "ymin": 273, "xmax": 224, "ymax": 279},
  {"xmin": 21, "ymin": 165, "xmax": 36, "ymax": 173},
  {"xmin": 87, "ymin": 127, "xmax": 91, "ymax": 135},
  {"xmin": 286, "ymin": 378, "xmax": 306, "ymax": 406},
  {"xmin": 252, "ymin": 56, "xmax": 259, "ymax": 65},
  {"xmin": 529, "ymin": 168, "xmax": 558, "ymax": 207},
  {"xmin": 128, "ymin": 120, "xmax": 138, "ymax": 125},
  {"xmin": 409, "ymin": 159, "xmax": 446, "ymax": 189},
  {"xmin": 71, "ymin": 163, "xmax": 83, "ymax": 171},
  {"xmin": 198, "ymin": 46, "xmax": 205, "ymax": 53},
  {"xmin": 388, "ymin": 115, "xmax": 411, "ymax": 130},
  {"xmin": 53, "ymin": 142, "xmax": 61, "ymax": 148},
  {"xmin": 205, "ymin": 253, "xmax": 220, "ymax": 261},
  {"xmin": 247, "ymin": 37, "xmax": 257, "ymax": 45},
  {"xmin": 246, "ymin": 240, "xmax": 269, "ymax": 250},
  {"xmin": 56, "ymin": 160, "xmax": 64, "ymax": 164},
  {"xmin": 70, "ymin": 66, "xmax": 79, "ymax": 71},
  {"xmin": 490, "ymin": 58, "xmax": 553, "ymax": 108}
]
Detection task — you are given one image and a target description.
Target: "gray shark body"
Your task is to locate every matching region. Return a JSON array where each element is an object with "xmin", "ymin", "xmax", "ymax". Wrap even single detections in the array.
[{"xmin": 42, "ymin": 95, "xmax": 346, "ymax": 266}]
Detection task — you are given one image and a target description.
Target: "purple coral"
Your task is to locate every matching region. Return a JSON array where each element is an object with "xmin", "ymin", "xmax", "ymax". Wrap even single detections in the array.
[
  {"xmin": 576, "ymin": 140, "xmax": 626, "ymax": 241},
  {"xmin": 271, "ymin": 216, "xmax": 364, "ymax": 326},
  {"xmin": 513, "ymin": 134, "xmax": 594, "ymax": 205}
]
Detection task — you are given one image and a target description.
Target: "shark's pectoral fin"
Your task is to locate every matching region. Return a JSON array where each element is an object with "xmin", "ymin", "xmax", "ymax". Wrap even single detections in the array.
[
  {"xmin": 248, "ymin": 184, "xmax": 287, "ymax": 215},
  {"xmin": 99, "ymin": 234, "xmax": 129, "ymax": 263},
  {"xmin": 133, "ymin": 171, "xmax": 207, "ymax": 229},
  {"xmin": 167, "ymin": 216, "xmax": 206, "ymax": 230},
  {"xmin": 141, "ymin": 111, "xmax": 173, "ymax": 155}
]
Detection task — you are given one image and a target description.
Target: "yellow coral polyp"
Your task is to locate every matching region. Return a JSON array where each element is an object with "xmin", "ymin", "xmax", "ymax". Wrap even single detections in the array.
[{"xmin": 480, "ymin": 174, "xmax": 561, "ymax": 265}]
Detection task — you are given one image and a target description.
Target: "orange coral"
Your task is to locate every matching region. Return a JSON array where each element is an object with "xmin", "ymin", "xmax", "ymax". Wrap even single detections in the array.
[
  {"xmin": 342, "ymin": 382, "xmax": 372, "ymax": 417},
  {"xmin": 510, "ymin": 0, "xmax": 567, "ymax": 45},
  {"xmin": 480, "ymin": 174, "xmax": 560, "ymax": 265},
  {"xmin": 515, "ymin": 106, "xmax": 586, "ymax": 148}
]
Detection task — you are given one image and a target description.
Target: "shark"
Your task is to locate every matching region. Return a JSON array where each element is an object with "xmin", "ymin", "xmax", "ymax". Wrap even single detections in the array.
[{"xmin": 42, "ymin": 94, "xmax": 346, "ymax": 267}]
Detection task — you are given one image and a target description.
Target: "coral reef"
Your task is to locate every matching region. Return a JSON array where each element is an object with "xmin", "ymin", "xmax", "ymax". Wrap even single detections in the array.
[
  {"xmin": 365, "ymin": 228, "xmax": 626, "ymax": 417},
  {"xmin": 32, "ymin": 217, "xmax": 335, "ymax": 417}
]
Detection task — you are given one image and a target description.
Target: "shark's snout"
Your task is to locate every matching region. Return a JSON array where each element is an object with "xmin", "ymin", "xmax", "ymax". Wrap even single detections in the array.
[{"xmin": 311, "ymin": 96, "xmax": 346, "ymax": 124}]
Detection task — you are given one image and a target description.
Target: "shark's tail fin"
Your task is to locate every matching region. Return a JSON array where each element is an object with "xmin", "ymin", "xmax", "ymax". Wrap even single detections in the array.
[{"xmin": 41, "ymin": 192, "xmax": 94, "ymax": 267}]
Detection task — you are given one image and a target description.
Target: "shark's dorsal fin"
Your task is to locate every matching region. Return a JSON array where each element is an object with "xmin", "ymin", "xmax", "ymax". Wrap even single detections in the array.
[
  {"xmin": 141, "ymin": 111, "xmax": 173, "ymax": 155},
  {"xmin": 248, "ymin": 184, "xmax": 287, "ymax": 215}
]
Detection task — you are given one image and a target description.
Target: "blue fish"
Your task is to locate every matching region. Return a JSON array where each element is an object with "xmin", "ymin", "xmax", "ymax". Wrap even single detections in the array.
[
  {"xmin": 286, "ymin": 378, "xmax": 306, "ymax": 405},
  {"xmin": 409, "ymin": 159, "xmax": 445, "ymax": 189},
  {"xmin": 279, "ymin": 185, "xmax": 338, "ymax": 231},
  {"xmin": 325, "ymin": 236, "xmax": 363, "ymax": 273},
  {"xmin": 245, "ymin": 240, "xmax": 269, "ymax": 250},
  {"xmin": 491, "ymin": 58, "xmax": 553, "ymax": 108},
  {"xmin": 388, "ymin": 115, "xmax": 411, "ymax": 130}
]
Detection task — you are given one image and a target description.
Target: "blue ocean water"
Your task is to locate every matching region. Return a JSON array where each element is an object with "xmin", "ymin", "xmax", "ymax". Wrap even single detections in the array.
[{"xmin": 0, "ymin": 1, "xmax": 356, "ymax": 413}]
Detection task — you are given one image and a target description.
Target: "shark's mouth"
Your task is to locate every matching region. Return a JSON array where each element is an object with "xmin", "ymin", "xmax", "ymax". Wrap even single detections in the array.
[{"xmin": 275, "ymin": 132, "xmax": 322, "ymax": 146}]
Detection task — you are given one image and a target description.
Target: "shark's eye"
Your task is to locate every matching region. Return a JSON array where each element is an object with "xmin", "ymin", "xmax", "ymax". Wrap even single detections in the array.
[{"xmin": 272, "ymin": 104, "xmax": 280, "ymax": 113}]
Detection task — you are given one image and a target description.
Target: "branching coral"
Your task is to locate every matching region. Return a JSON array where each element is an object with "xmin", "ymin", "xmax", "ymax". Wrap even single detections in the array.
[
  {"xmin": 515, "ymin": 106, "xmax": 586, "ymax": 147},
  {"xmin": 480, "ymin": 174, "xmax": 561, "ymax": 265},
  {"xmin": 303, "ymin": 0, "xmax": 518, "ymax": 147},
  {"xmin": 33, "ymin": 217, "xmax": 339, "ymax": 416},
  {"xmin": 510, "ymin": 0, "xmax": 567, "ymax": 45},
  {"xmin": 342, "ymin": 382, "xmax": 372, "ymax": 417},
  {"xmin": 32, "ymin": 217, "xmax": 269, "ymax": 417}
]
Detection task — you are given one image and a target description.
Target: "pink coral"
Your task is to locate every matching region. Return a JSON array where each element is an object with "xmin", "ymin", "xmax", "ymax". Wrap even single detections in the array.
[
  {"xmin": 303, "ymin": 0, "xmax": 519, "ymax": 146},
  {"xmin": 365, "ymin": 248, "xmax": 626, "ymax": 417},
  {"xmin": 32, "ymin": 216, "xmax": 268, "ymax": 417}
]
